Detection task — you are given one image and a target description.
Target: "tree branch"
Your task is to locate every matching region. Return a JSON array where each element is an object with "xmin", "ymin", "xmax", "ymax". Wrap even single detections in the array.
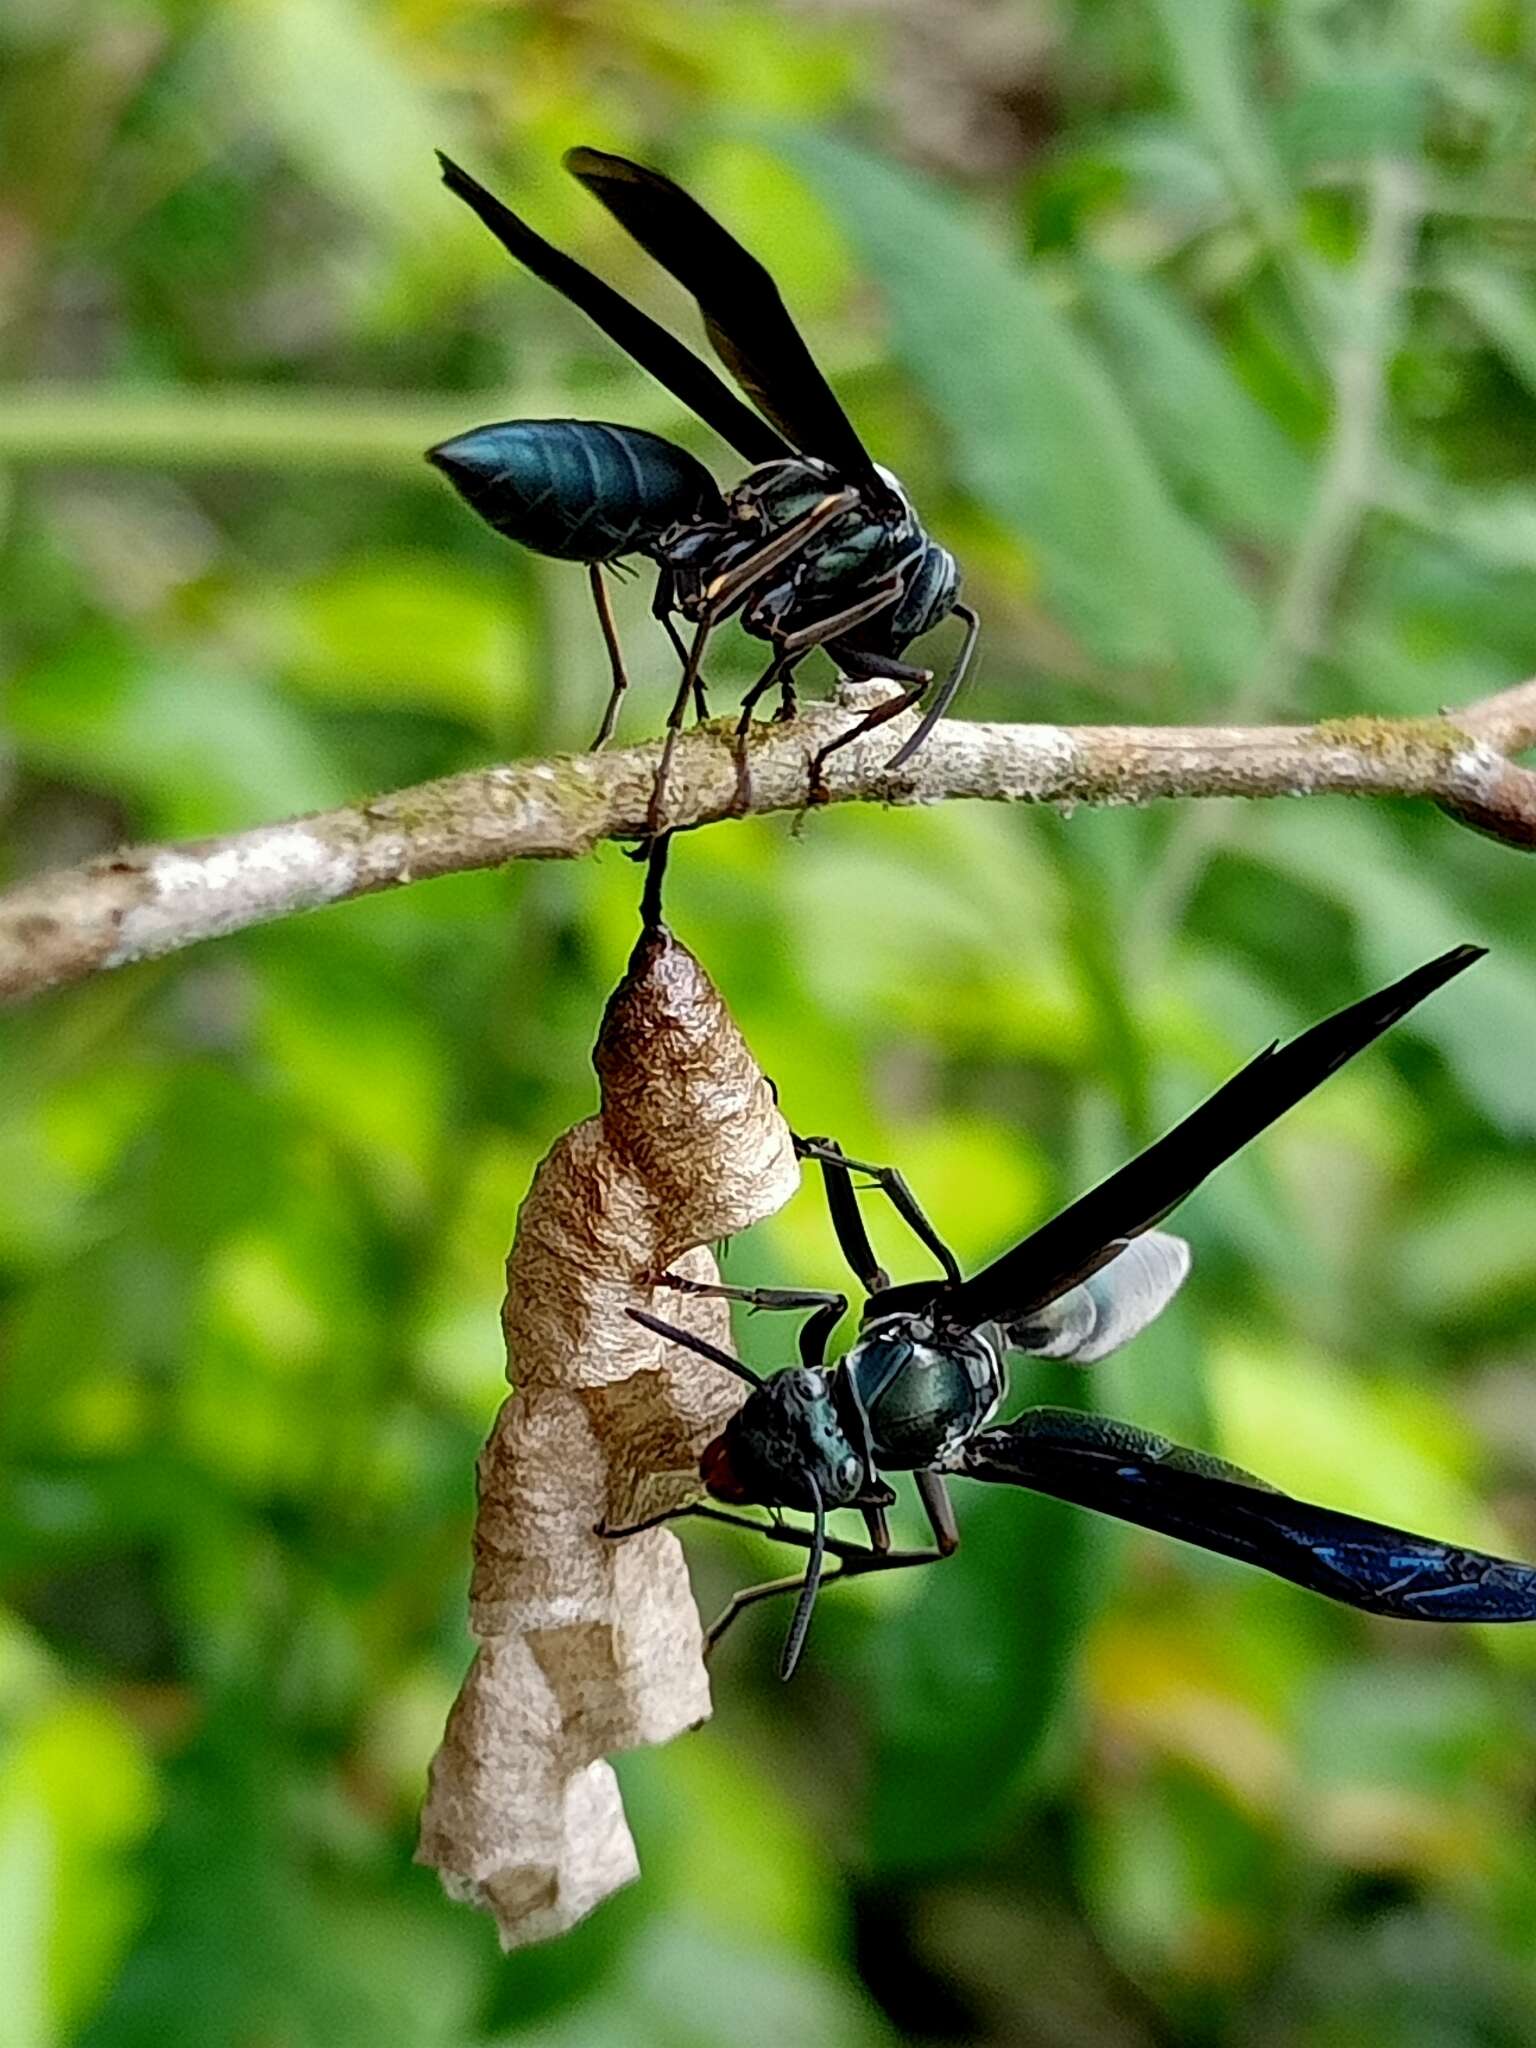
[{"xmin": 4, "ymin": 676, "xmax": 1536, "ymax": 1006}]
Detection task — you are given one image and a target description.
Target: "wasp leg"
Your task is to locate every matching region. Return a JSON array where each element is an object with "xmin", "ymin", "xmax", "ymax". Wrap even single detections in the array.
[
  {"xmin": 795, "ymin": 1135, "xmax": 961, "ymax": 1287},
  {"xmin": 914, "ymin": 1468, "xmax": 962, "ymax": 1555},
  {"xmin": 792, "ymin": 1135, "xmax": 888, "ymax": 1293},
  {"xmin": 706, "ymin": 1542, "xmax": 950, "ymax": 1667},
  {"xmin": 730, "ymin": 649, "xmax": 801, "ymax": 814},
  {"xmin": 586, "ymin": 564, "xmax": 633, "ymax": 750},
  {"xmin": 708, "ymin": 1568, "xmax": 836, "ymax": 1654},
  {"xmin": 598, "ymin": 1500, "xmax": 799, "ymax": 1543},
  {"xmin": 806, "ymin": 679, "xmax": 927, "ymax": 805},
  {"xmin": 884, "ymin": 601, "xmax": 980, "ymax": 771},
  {"xmin": 778, "ymin": 575, "xmax": 905, "ymax": 660},
  {"xmin": 733, "ymin": 649, "xmax": 791, "ymax": 732},
  {"xmin": 703, "ymin": 490, "xmax": 858, "ymax": 614},
  {"xmin": 836, "ymin": 644, "xmax": 933, "ymax": 687},
  {"xmin": 647, "ymin": 615, "xmax": 715, "ymax": 837},
  {"xmin": 645, "ymin": 491, "xmax": 860, "ymax": 839},
  {"xmin": 597, "ymin": 1503, "xmax": 696, "ymax": 1540},
  {"xmin": 774, "ymin": 635, "xmax": 925, "ymax": 725},
  {"xmin": 650, "ymin": 1270, "xmax": 847, "ymax": 1368},
  {"xmin": 620, "ymin": 574, "xmax": 700, "ymax": 861},
  {"xmin": 651, "ymin": 566, "xmax": 693, "ymax": 685},
  {"xmin": 652, "ymin": 565, "xmax": 685, "ymax": 647},
  {"xmin": 727, "ymin": 574, "xmax": 910, "ymax": 815},
  {"xmin": 602, "ymin": 1500, "xmax": 901, "ymax": 1560},
  {"xmin": 732, "ymin": 564, "xmax": 913, "ymax": 811},
  {"xmin": 809, "ymin": 602, "xmax": 979, "ymax": 792}
]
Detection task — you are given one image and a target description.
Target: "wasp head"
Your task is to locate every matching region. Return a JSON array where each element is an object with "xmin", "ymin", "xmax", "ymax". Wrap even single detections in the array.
[{"xmin": 701, "ymin": 1367, "xmax": 866, "ymax": 1514}]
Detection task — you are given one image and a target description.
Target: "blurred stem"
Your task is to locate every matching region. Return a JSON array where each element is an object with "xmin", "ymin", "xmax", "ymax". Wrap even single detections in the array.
[
  {"xmin": 1150, "ymin": 0, "xmax": 1334, "ymax": 347},
  {"xmin": 0, "ymin": 361, "xmax": 866, "ymax": 477},
  {"xmin": 0, "ymin": 378, "xmax": 702, "ymax": 477},
  {"xmin": 0, "ymin": 388, "xmax": 505, "ymax": 475},
  {"xmin": 1039, "ymin": 814, "xmax": 1152, "ymax": 1143},
  {"xmin": 1129, "ymin": 157, "xmax": 1424, "ymax": 977}
]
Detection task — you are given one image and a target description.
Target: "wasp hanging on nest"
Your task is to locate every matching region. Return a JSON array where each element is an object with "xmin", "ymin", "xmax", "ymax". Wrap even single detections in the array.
[
  {"xmin": 608, "ymin": 946, "xmax": 1536, "ymax": 1679},
  {"xmin": 429, "ymin": 147, "xmax": 976, "ymax": 830}
]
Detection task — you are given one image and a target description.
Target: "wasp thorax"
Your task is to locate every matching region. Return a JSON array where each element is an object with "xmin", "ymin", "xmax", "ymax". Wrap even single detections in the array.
[
  {"xmin": 842, "ymin": 1315, "xmax": 1003, "ymax": 1472},
  {"xmin": 661, "ymin": 451, "xmax": 928, "ymax": 648},
  {"xmin": 700, "ymin": 1366, "xmax": 866, "ymax": 1513}
]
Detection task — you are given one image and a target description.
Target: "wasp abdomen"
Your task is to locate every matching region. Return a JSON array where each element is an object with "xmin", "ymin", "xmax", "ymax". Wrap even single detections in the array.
[{"xmin": 427, "ymin": 419, "xmax": 726, "ymax": 564}]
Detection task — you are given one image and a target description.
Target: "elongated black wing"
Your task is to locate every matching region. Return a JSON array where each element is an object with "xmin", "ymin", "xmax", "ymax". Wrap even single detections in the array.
[
  {"xmin": 959, "ymin": 1409, "xmax": 1536, "ymax": 1621},
  {"xmin": 438, "ymin": 153, "xmax": 790, "ymax": 467},
  {"xmin": 939, "ymin": 946, "xmax": 1483, "ymax": 1336},
  {"xmin": 565, "ymin": 147, "xmax": 887, "ymax": 498}
]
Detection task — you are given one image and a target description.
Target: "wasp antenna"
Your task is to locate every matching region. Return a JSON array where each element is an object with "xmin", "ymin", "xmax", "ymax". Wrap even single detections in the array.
[
  {"xmin": 778, "ymin": 1476, "xmax": 826, "ymax": 1681},
  {"xmin": 625, "ymin": 1304, "xmax": 766, "ymax": 1389}
]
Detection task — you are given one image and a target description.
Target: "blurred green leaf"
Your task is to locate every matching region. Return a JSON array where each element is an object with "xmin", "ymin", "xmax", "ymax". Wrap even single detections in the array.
[
  {"xmin": 1147, "ymin": 0, "xmax": 1290, "ymax": 239},
  {"xmin": 777, "ymin": 130, "xmax": 1262, "ymax": 695},
  {"xmin": 281, "ymin": 553, "xmax": 526, "ymax": 731},
  {"xmin": 1241, "ymin": 807, "xmax": 1536, "ymax": 1135},
  {"xmin": 1072, "ymin": 120, "xmax": 1232, "ymax": 232},
  {"xmin": 1393, "ymin": 1162, "xmax": 1536, "ymax": 1324},
  {"xmin": 84, "ymin": 1717, "xmax": 479, "ymax": 2048},
  {"xmin": 1274, "ymin": 67, "xmax": 1430, "ymax": 169},
  {"xmin": 1082, "ymin": 1765, "xmax": 1287, "ymax": 1994},
  {"xmin": 1442, "ymin": 259, "xmax": 1536, "ymax": 403},
  {"xmin": 622, "ymin": 1736, "xmax": 843, "ymax": 1957},
  {"xmin": 0, "ymin": 1791, "xmax": 49, "ymax": 2048},
  {"xmin": 9, "ymin": 651, "xmax": 352, "ymax": 833},
  {"xmin": 501, "ymin": 1921, "xmax": 892, "ymax": 2048},
  {"xmin": 1211, "ymin": 1335, "xmax": 1506, "ymax": 1551},
  {"xmin": 862, "ymin": 1375, "xmax": 1093, "ymax": 1872},
  {"xmin": 0, "ymin": 1677, "xmax": 158, "ymax": 2046},
  {"xmin": 1076, "ymin": 258, "xmax": 1310, "ymax": 547},
  {"xmin": 212, "ymin": 0, "xmax": 450, "ymax": 239},
  {"xmin": 1300, "ymin": 1660, "xmax": 1512, "ymax": 1795}
]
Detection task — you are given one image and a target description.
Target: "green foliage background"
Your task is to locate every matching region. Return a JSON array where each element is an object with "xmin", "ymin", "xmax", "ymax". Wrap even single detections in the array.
[{"xmin": 4, "ymin": 2, "xmax": 1536, "ymax": 2042}]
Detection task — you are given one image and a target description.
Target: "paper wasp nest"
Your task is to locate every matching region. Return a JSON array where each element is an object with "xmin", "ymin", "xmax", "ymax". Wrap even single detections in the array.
[{"xmin": 417, "ymin": 900, "xmax": 798, "ymax": 1948}]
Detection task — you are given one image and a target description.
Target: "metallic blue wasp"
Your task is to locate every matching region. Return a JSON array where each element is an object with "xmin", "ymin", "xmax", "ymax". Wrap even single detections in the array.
[
  {"xmin": 429, "ymin": 149, "xmax": 974, "ymax": 818},
  {"xmin": 617, "ymin": 943, "xmax": 1536, "ymax": 1678}
]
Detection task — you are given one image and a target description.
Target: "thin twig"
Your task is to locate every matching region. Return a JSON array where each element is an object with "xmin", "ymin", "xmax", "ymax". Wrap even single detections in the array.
[{"xmin": 3, "ymin": 675, "xmax": 1535, "ymax": 1006}]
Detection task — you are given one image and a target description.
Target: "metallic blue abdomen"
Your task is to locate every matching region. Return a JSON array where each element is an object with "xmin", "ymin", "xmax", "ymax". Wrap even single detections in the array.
[{"xmin": 427, "ymin": 419, "xmax": 726, "ymax": 563}]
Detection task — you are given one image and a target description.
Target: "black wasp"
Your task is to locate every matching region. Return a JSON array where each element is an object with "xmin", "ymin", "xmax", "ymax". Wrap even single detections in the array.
[
  {"xmin": 428, "ymin": 147, "xmax": 975, "ymax": 823},
  {"xmin": 615, "ymin": 942, "xmax": 1536, "ymax": 1678}
]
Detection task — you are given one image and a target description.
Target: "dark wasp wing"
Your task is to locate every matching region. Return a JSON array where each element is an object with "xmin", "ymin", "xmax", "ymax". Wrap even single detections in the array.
[
  {"xmin": 959, "ymin": 1408, "xmax": 1536, "ymax": 1621},
  {"xmin": 565, "ymin": 147, "xmax": 888, "ymax": 500},
  {"xmin": 437, "ymin": 153, "xmax": 789, "ymax": 467},
  {"xmin": 939, "ymin": 946, "xmax": 1483, "ymax": 1337}
]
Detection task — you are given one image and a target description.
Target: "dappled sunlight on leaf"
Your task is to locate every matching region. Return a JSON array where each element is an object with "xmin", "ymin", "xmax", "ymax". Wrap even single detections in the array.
[
  {"xmin": 1210, "ymin": 1336, "xmax": 1506, "ymax": 1548},
  {"xmin": 1089, "ymin": 1614, "xmax": 1292, "ymax": 1817}
]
